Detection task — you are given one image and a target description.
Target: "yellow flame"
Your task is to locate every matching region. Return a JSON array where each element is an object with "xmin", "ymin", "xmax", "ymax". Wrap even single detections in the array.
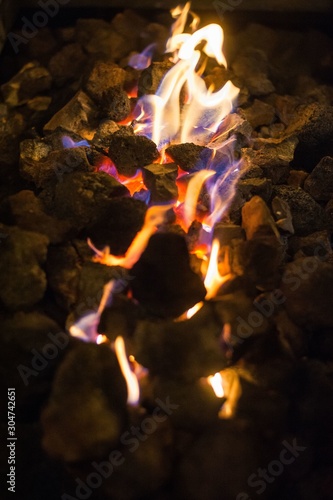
[
  {"xmin": 90, "ymin": 204, "xmax": 173, "ymax": 268},
  {"xmin": 114, "ymin": 336, "xmax": 140, "ymax": 406},
  {"xmin": 183, "ymin": 170, "xmax": 215, "ymax": 228},
  {"xmin": 204, "ymin": 239, "xmax": 232, "ymax": 299},
  {"xmin": 96, "ymin": 334, "xmax": 108, "ymax": 344},
  {"xmin": 186, "ymin": 301, "xmax": 203, "ymax": 319},
  {"xmin": 207, "ymin": 372, "xmax": 224, "ymax": 398}
]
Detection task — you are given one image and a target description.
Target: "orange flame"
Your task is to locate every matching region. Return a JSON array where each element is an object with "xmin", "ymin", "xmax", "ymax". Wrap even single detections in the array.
[
  {"xmin": 114, "ymin": 336, "xmax": 140, "ymax": 406},
  {"xmin": 207, "ymin": 372, "xmax": 224, "ymax": 398}
]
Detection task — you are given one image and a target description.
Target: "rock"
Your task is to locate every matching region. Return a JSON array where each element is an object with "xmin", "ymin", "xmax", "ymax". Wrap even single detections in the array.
[
  {"xmin": 1, "ymin": 62, "xmax": 52, "ymax": 107},
  {"xmin": 271, "ymin": 197, "xmax": 294, "ymax": 234},
  {"xmin": 52, "ymin": 171, "xmax": 129, "ymax": 231},
  {"xmin": 92, "ymin": 120, "xmax": 119, "ymax": 149},
  {"xmin": 131, "ymin": 232, "xmax": 206, "ymax": 319},
  {"xmin": 108, "ymin": 126, "xmax": 159, "ymax": 176},
  {"xmin": 289, "ymin": 231, "xmax": 332, "ymax": 259},
  {"xmin": 242, "ymin": 136, "xmax": 298, "ymax": 184},
  {"xmin": 41, "ymin": 343, "xmax": 128, "ymax": 462},
  {"xmin": 48, "ymin": 43, "xmax": 87, "ymax": 86},
  {"xmin": 288, "ymin": 169, "xmax": 308, "ymax": 188},
  {"xmin": 138, "ymin": 60, "xmax": 173, "ymax": 96},
  {"xmin": 0, "ymin": 225, "xmax": 49, "ymax": 310},
  {"xmin": 273, "ymin": 185, "xmax": 326, "ymax": 235},
  {"xmin": 281, "ymin": 259, "xmax": 333, "ymax": 328},
  {"xmin": 242, "ymin": 99, "xmax": 275, "ymax": 129},
  {"xmin": 43, "ymin": 90, "xmax": 98, "ymax": 137},
  {"xmin": 238, "ymin": 177, "xmax": 272, "ymax": 202},
  {"xmin": 6, "ymin": 190, "xmax": 70, "ymax": 244},
  {"xmin": 84, "ymin": 61, "xmax": 127, "ymax": 103},
  {"xmin": 241, "ymin": 196, "xmax": 279, "ymax": 240},
  {"xmin": 142, "ymin": 163, "xmax": 178, "ymax": 202},
  {"xmin": 232, "ymin": 48, "xmax": 275, "ymax": 97},
  {"xmin": 166, "ymin": 143, "xmax": 213, "ymax": 172},
  {"xmin": 304, "ymin": 156, "xmax": 333, "ymax": 201}
]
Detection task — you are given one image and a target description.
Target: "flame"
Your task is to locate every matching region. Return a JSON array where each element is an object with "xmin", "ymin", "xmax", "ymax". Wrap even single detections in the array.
[
  {"xmin": 62, "ymin": 136, "xmax": 90, "ymax": 149},
  {"xmin": 186, "ymin": 301, "xmax": 203, "ymax": 319},
  {"xmin": 183, "ymin": 170, "xmax": 215, "ymax": 228},
  {"xmin": 96, "ymin": 334, "xmax": 108, "ymax": 344},
  {"xmin": 134, "ymin": 6, "xmax": 239, "ymax": 150},
  {"xmin": 128, "ymin": 43, "xmax": 156, "ymax": 70},
  {"xmin": 207, "ymin": 372, "xmax": 224, "ymax": 398},
  {"xmin": 204, "ymin": 239, "xmax": 232, "ymax": 299},
  {"xmin": 114, "ymin": 336, "xmax": 140, "ymax": 406},
  {"xmin": 90, "ymin": 204, "xmax": 173, "ymax": 269}
]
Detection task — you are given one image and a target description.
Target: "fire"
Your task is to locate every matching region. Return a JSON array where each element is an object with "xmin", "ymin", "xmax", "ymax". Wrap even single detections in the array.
[
  {"xmin": 204, "ymin": 239, "xmax": 232, "ymax": 299},
  {"xmin": 114, "ymin": 336, "xmax": 140, "ymax": 406},
  {"xmin": 207, "ymin": 372, "xmax": 225, "ymax": 398}
]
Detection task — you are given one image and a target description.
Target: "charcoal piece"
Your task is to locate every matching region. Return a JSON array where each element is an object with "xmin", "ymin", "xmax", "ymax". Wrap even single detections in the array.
[
  {"xmin": 152, "ymin": 378, "xmax": 222, "ymax": 431},
  {"xmin": 108, "ymin": 126, "xmax": 159, "ymax": 176},
  {"xmin": 100, "ymin": 86, "xmax": 131, "ymax": 122},
  {"xmin": 48, "ymin": 43, "xmax": 87, "ymax": 86},
  {"xmin": 1, "ymin": 62, "xmax": 52, "ymax": 107},
  {"xmin": 6, "ymin": 190, "xmax": 70, "ymax": 244},
  {"xmin": 242, "ymin": 136, "xmax": 298, "ymax": 184},
  {"xmin": 87, "ymin": 197, "xmax": 147, "ymax": 254},
  {"xmin": 20, "ymin": 141, "xmax": 94, "ymax": 188},
  {"xmin": 304, "ymin": 156, "xmax": 333, "ymax": 201},
  {"xmin": 98, "ymin": 295, "xmax": 140, "ymax": 340},
  {"xmin": 289, "ymin": 231, "xmax": 332, "ymax": 259},
  {"xmin": 76, "ymin": 18, "xmax": 132, "ymax": 60},
  {"xmin": 166, "ymin": 143, "xmax": 212, "ymax": 172},
  {"xmin": 43, "ymin": 90, "xmax": 98, "ymax": 137},
  {"xmin": 92, "ymin": 119, "xmax": 119, "ymax": 149},
  {"xmin": 142, "ymin": 163, "xmax": 178, "ymax": 202},
  {"xmin": 138, "ymin": 60, "xmax": 173, "ymax": 97},
  {"xmin": 177, "ymin": 421, "xmax": 271, "ymax": 500},
  {"xmin": 131, "ymin": 232, "xmax": 206, "ymax": 319},
  {"xmin": 232, "ymin": 48, "xmax": 275, "ymax": 97},
  {"xmin": 46, "ymin": 243, "xmax": 82, "ymax": 311},
  {"xmin": 271, "ymin": 196, "xmax": 294, "ymax": 234},
  {"xmin": 0, "ymin": 225, "xmax": 49, "ymax": 310},
  {"xmin": 281, "ymin": 259, "xmax": 333, "ymax": 328},
  {"xmin": 52, "ymin": 171, "xmax": 129, "ymax": 231},
  {"xmin": 242, "ymin": 99, "xmax": 275, "ymax": 129},
  {"xmin": 133, "ymin": 302, "xmax": 225, "ymax": 380},
  {"xmin": 273, "ymin": 185, "xmax": 326, "ymax": 235},
  {"xmin": 286, "ymin": 103, "xmax": 333, "ymax": 171},
  {"xmin": 41, "ymin": 343, "xmax": 128, "ymax": 462},
  {"xmin": 241, "ymin": 196, "xmax": 279, "ymax": 240},
  {"xmin": 238, "ymin": 177, "xmax": 272, "ymax": 202},
  {"xmin": 288, "ymin": 169, "xmax": 308, "ymax": 188},
  {"xmin": 84, "ymin": 62, "xmax": 126, "ymax": 103}
]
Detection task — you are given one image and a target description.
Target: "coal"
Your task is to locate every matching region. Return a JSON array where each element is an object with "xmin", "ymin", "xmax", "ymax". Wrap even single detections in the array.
[
  {"xmin": 131, "ymin": 232, "xmax": 206, "ymax": 319},
  {"xmin": 6, "ymin": 190, "xmax": 70, "ymax": 244},
  {"xmin": 0, "ymin": 225, "xmax": 49, "ymax": 310},
  {"xmin": 272, "ymin": 185, "xmax": 326, "ymax": 235},
  {"xmin": 232, "ymin": 47, "xmax": 275, "ymax": 97},
  {"xmin": 43, "ymin": 90, "xmax": 98, "ymax": 137},
  {"xmin": 92, "ymin": 119, "xmax": 119, "ymax": 149},
  {"xmin": 242, "ymin": 98, "xmax": 275, "ymax": 129},
  {"xmin": 166, "ymin": 143, "xmax": 212, "ymax": 172},
  {"xmin": 84, "ymin": 61, "xmax": 126, "ymax": 101},
  {"xmin": 98, "ymin": 294, "xmax": 140, "ymax": 341},
  {"xmin": 133, "ymin": 302, "xmax": 225, "ymax": 380},
  {"xmin": 48, "ymin": 43, "xmax": 85, "ymax": 86},
  {"xmin": 20, "ymin": 140, "xmax": 94, "ymax": 188},
  {"xmin": 289, "ymin": 230, "xmax": 332, "ymax": 259},
  {"xmin": 1, "ymin": 62, "xmax": 52, "ymax": 107},
  {"xmin": 108, "ymin": 126, "xmax": 159, "ymax": 176},
  {"xmin": 286, "ymin": 103, "xmax": 333, "ymax": 171},
  {"xmin": 304, "ymin": 156, "xmax": 333, "ymax": 202},
  {"xmin": 242, "ymin": 136, "xmax": 298, "ymax": 184},
  {"xmin": 142, "ymin": 163, "xmax": 178, "ymax": 202},
  {"xmin": 99, "ymin": 86, "xmax": 131, "ymax": 122},
  {"xmin": 41, "ymin": 343, "xmax": 128, "ymax": 462},
  {"xmin": 237, "ymin": 177, "xmax": 272, "ymax": 202},
  {"xmin": 51, "ymin": 171, "xmax": 129, "ymax": 231},
  {"xmin": 138, "ymin": 60, "xmax": 173, "ymax": 97}
]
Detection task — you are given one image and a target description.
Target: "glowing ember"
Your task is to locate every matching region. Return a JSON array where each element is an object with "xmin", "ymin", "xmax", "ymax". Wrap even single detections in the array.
[
  {"xmin": 207, "ymin": 372, "xmax": 224, "ymax": 398},
  {"xmin": 114, "ymin": 336, "xmax": 140, "ymax": 406}
]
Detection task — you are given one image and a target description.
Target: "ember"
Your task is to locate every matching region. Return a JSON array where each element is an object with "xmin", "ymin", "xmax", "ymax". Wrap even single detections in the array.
[{"xmin": 1, "ymin": 2, "xmax": 333, "ymax": 500}]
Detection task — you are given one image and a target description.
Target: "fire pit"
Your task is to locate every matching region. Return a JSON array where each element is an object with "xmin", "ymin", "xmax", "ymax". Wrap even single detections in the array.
[{"xmin": 1, "ymin": 2, "xmax": 333, "ymax": 500}]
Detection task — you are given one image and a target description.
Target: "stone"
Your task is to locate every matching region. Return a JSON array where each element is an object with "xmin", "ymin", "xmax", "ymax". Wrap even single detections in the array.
[
  {"xmin": 108, "ymin": 126, "xmax": 159, "ymax": 177},
  {"xmin": 0, "ymin": 225, "xmax": 49, "ymax": 310},
  {"xmin": 273, "ymin": 185, "xmax": 326, "ymax": 235},
  {"xmin": 138, "ymin": 60, "xmax": 173, "ymax": 97},
  {"xmin": 166, "ymin": 143, "xmax": 213, "ymax": 172},
  {"xmin": 1, "ymin": 62, "xmax": 52, "ymax": 107},
  {"xmin": 241, "ymin": 196, "xmax": 279, "ymax": 240},
  {"xmin": 84, "ymin": 62, "xmax": 126, "ymax": 103},
  {"xmin": 232, "ymin": 48, "xmax": 275, "ymax": 97},
  {"xmin": 238, "ymin": 177, "xmax": 272, "ymax": 203},
  {"xmin": 304, "ymin": 156, "xmax": 333, "ymax": 201},
  {"xmin": 48, "ymin": 43, "xmax": 87, "ymax": 86},
  {"xmin": 288, "ymin": 170, "xmax": 308, "ymax": 188},
  {"xmin": 242, "ymin": 99, "xmax": 275, "ymax": 129},
  {"xmin": 142, "ymin": 163, "xmax": 178, "ymax": 202},
  {"xmin": 92, "ymin": 120, "xmax": 119, "ymax": 149}
]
